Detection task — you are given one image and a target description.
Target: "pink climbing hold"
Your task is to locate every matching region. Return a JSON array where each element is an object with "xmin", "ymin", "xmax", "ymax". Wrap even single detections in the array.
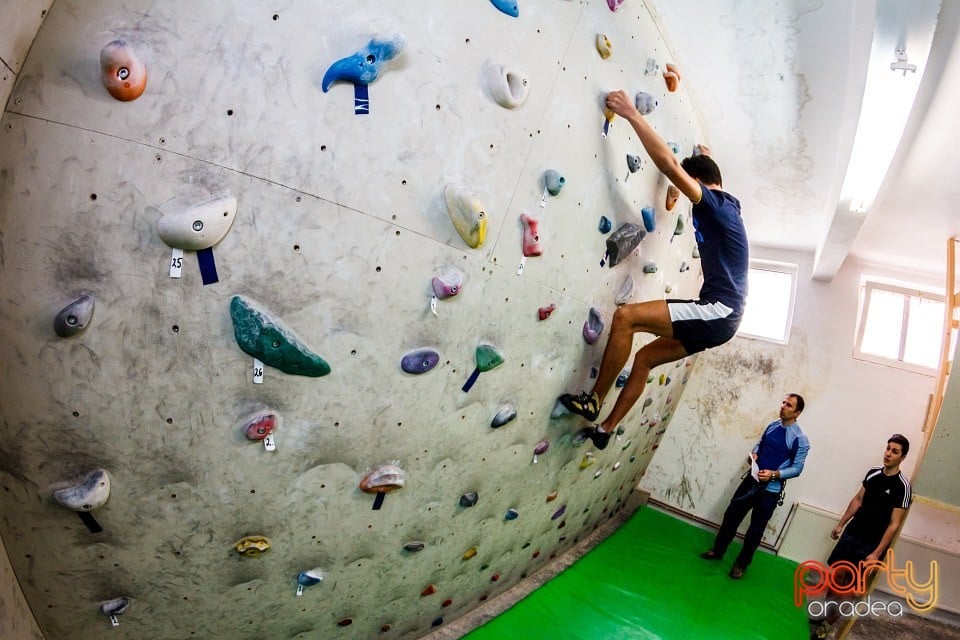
[
  {"xmin": 607, "ymin": 0, "xmax": 625, "ymax": 11},
  {"xmin": 521, "ymin": 213, "xmax": 542, "ymax": 257}
]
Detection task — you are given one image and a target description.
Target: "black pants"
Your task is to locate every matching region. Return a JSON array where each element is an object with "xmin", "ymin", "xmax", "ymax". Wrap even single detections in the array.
[{"xmin": 711, "ymin": 476, "xmax": 780, "ymax": 568}]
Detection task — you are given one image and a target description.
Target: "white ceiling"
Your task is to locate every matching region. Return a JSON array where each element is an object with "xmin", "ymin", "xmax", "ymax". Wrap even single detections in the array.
[{"xmin": 649, "ymin": 0, "xmax": 960, "ymax": 280}]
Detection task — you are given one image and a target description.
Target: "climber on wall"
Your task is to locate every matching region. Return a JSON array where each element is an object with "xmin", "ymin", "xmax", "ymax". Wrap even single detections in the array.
[{"xmin": 557, "ymin": 89, "xmax": 749, "ymax": 450}]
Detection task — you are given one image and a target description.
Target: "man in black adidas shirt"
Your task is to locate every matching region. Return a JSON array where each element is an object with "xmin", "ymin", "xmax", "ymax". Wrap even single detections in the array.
[
  {"xmin": 828, "ymin": 434, "xmax": 912, "ymax": 567},
  {"xmin": 812, "ymin": 434, "xmax": 911, "ymax": 638}
]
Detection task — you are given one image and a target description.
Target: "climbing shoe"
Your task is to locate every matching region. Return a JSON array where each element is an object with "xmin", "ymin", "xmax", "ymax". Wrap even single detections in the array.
[
  {"xmin": 575, "ymin": 425, "xmax": 611, "ymax": 450},
  {"xmin": 558, "ymin": 390, "xmax": 600, "ymax": 422}
]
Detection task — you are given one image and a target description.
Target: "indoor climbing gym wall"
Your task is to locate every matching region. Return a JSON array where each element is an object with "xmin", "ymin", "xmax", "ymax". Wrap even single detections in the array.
[{"xmin": 0, "ymin": 1, "xmax": 706, "ymax": 638}]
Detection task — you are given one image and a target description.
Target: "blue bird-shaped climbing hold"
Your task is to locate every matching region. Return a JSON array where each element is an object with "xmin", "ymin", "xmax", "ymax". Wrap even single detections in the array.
[
  {"xmin": 505, "ymin": 508, "xmax": 519, "ymax": 520},
  {"xmin": 321, "ymin": 34, "xmax": 406, "ymax": 92},
  {"xmin": 599, "ymin": 215, "xmax": 612, "ymax": 234},
  {"xmin": 230, "ymin": 296, "xmax": 331, "ymax": 377},
  {"xmin": 490, "ymin": 0, "xmax": 519, "ymax": 17}
]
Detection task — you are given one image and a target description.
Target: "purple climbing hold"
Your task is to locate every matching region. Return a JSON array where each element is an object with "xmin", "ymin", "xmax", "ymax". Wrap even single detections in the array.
[
  {"xmin": 401, "ymin": 348, "xmax": 440, "ymax": 374},
  {"xmin": 582, "ymin": 307, "xmax": 604, "ymax": 345},
  {"xmin": 551, "ymin": 504, "xmax": 566, "ymax": 520},
  {"xmin": 532, "ymin": 439, "xmax": 550, "ymax": 463}
]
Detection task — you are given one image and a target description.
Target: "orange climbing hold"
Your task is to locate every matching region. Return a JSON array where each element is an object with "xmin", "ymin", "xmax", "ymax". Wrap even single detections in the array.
[
  {"xmin": 100, "ymin": 40, "xmax": 147, "ymax": 101},
  {"xmin": 663, "ymin": 63, "xmax": 681, "ymax": 92},
  {"xmin": 665, "ymin": 185, "xmax": 680, "ymax": 212}
]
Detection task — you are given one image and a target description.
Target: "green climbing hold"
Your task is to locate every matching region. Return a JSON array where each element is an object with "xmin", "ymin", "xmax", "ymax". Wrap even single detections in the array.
[
  {"xmin": 475, "ymin": 344, "xmax": 505, "ymax": 372},
  {"xmin": 230, "ymin": 296, "xmax": 331, "ymax": 377}
]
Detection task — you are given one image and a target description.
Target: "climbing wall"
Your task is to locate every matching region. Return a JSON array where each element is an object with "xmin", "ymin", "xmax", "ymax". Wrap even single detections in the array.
[{"xmin": 0, "ymin": 1, "xmax": 704, "ymax": 638}]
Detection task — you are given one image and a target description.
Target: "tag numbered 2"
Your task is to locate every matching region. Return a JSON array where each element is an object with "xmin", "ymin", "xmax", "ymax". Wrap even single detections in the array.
[{"xmin": 263, "ymin": 433, "xmax": 277, "ymax": 452}]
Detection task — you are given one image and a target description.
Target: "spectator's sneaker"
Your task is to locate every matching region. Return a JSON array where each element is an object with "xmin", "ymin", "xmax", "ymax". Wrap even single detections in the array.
[
  {"xmin": 575, "ymin": 425, "xmax": 611, "ymax": 450},
  {"xmin": 559, "ymin": 390, "xmax": 600, "ymax": 421},
  {"xmin": 812, "ymin": 620, "xmax": 834, "ymax": 639},
  {"xmin": 699, "ymin": 550, "xmax": 722, "ymax": 560}
]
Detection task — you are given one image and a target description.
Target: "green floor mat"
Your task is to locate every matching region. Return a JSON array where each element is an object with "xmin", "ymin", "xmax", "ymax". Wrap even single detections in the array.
[{"xmin": 465, "ymin": 507, "xmax": 809, "ymax": 640}]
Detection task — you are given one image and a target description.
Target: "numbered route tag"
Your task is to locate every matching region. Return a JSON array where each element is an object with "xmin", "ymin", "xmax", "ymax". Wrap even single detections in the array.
[
  {"xmin": 539, "ymin": 187, "xmax": 549, "ymax": 208},
  {"xmin": 169, "ymin": 248, "xmax": 184, "ymax": 278},
  {"xmin": 263, "ymin": 433, "xmax": 276, "ymax": 452},
  {"xmin": 109, "ymin": 615, "xmax": 120, "ymax": 627},
  {"xmin": 430, "ymin": 295, "xmax": 438, "ymax": 316},
  {"xmin": 253, "ymin": 358, "xmax": 264, "ymax": 384},
  {"xmin": 296, "ymin": 584, "xmax": 304, "ymax": 597},
  {"xmin": 516, "ymin": 256, "xmax": 526, "ymax": 275}
]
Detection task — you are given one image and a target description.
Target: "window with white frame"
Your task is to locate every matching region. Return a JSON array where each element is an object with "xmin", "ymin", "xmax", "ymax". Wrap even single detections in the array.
[
  {"xmin": 736, "ymin": 260, "xmax": 798, "ymax": 344},
  {"xmin": 854, "ymin": 280, "xmax": 953, "ymax": 374}
]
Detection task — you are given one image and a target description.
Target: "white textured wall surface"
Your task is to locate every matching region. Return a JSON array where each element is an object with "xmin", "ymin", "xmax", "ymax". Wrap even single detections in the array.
[
  {"xmin": 0, "ymin": 0, "xmax": 54, "ymax": 111},
  {"xmin": 0, "ymin": 534, "xmax": 43, "ymax": 640},
  {"xmin": 0, "ymin": 2, "xmax": 704, "ymax": 638},
  {"xmin": 641, "ymin": 248, "xmax": 942, "ymax": 549}
]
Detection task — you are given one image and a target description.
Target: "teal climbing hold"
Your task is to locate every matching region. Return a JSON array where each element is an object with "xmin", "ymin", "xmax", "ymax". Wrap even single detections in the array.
[{"xmin": 230, "ymin": 296, "xmax": 331, "ymax": 377}]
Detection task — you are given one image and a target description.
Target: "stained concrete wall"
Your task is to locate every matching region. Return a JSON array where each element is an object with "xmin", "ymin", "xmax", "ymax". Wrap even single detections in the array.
[
  {"xmin": 0, "ymin": 2, "xmax": 704, "ymax": 639},
  {"xmin": 641, "ymin": 247, "xmax": 957, "ymax": 552}
]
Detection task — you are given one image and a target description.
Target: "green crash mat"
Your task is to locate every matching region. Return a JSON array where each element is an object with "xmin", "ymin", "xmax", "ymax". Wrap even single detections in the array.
[{"xmin": 465, "ymin": 506, "xmax": 808, "ymax": 639}]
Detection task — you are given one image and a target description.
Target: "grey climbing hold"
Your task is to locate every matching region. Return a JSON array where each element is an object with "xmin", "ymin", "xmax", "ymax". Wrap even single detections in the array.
[
  {"xmin": 157, "ymin": 195, "xmax": 237, "ymax": 251},
  {"xmin": 635, "ymin": 91, "xmax": 657, "ymax": 116},
  {"xmin": 459, "ymin": 492, "xmax": 479, "ymax": 507},
  {"xmin": 626, "ymin": 154, "xmax": 642, "ymax": 173},
  {"xmin": 544, "ymin": 169, "xmax": 565, "ymax": 196},
  {"xmin": 615, "ymin": 276, "xmax": 634, "ymax": 305},
  {"xmin": 54, "ymin": 292, "xmax": 95, "ymax": 337},
  {"xmin": 53, "ymin": 469, "xmax": 110, "ymax": 512},
  {"xmin": 485, "ymin": 62, "xmax": 529, "ymax": 109},
  {"xmin": 605, "ymin": 223, "xmax": 645, "ymax": 267},
  {"xmin": 98, "ymin": 597, "xmax": 129, "ymax": 617},
  {"xmin": 643, "ymin": 262, "xmax": 658, "ymax": 274},
  {"xmin": 491, "ymin": 404, "xmax": 518, "ymax": 428}
]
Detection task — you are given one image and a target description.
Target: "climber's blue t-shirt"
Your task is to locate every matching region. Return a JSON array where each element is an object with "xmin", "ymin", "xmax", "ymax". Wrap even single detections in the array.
[{"xmin": 692, "ymin": 184, "xmax": 749, "ymax": 313}]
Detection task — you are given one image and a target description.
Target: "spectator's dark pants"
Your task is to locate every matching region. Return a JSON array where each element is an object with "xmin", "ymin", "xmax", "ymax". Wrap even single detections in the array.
[{"xmin": 711, "ymin": 476, "xmax": 780, "ymax": 568}]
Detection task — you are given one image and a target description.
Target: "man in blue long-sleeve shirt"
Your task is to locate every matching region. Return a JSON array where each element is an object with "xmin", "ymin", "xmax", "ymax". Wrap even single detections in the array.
[{"xmin": 700, "ymin": 394, "xmax": 810, "ymax": 579}]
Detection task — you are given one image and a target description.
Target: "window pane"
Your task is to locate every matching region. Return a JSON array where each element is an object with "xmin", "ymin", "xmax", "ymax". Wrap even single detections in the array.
[
  {"xmin": 860, "ymin": 289, "xmax": 904, "ymax": 360},
  {"xmin": 903, "ymin": 297, "xmax": 944, "ymax": 367},
  {"xmin": 738, "ymin": 268, "xmax": 792, "ymax": 341}
]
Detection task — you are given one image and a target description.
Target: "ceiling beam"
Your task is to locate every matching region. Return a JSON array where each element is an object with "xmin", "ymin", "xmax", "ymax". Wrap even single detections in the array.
[{"xmin": 812, "ymin": 0, "xmax": 941, "ymax": 281}]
